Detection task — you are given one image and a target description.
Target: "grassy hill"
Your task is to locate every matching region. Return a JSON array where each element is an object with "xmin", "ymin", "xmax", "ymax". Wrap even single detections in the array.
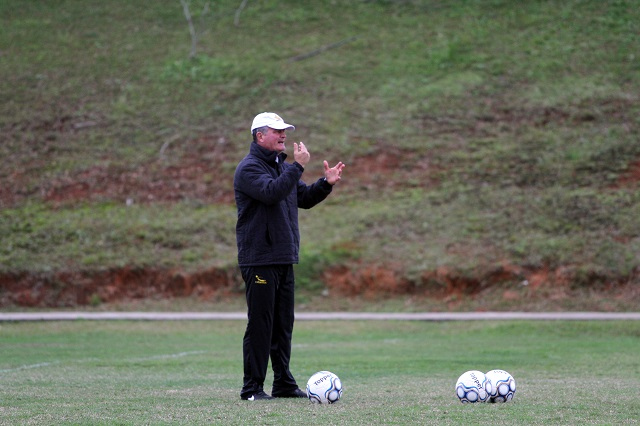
[{"xmin": 1, "ymin": 0, "xmax": 639, "ymax": 309}]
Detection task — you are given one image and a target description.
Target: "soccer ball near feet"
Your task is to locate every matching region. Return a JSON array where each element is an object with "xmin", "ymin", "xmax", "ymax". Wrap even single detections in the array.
[{"xmin": 306, "ymin": 371, "xmax": 343, "ymax": 404}]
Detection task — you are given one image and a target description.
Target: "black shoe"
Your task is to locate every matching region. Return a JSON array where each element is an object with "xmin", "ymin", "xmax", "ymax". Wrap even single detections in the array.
[
  {"xmin": 241, "ymin": 391, "xmax": 275, "ymax": 401},
  {"xmin": 272, "ymin": 388, "xmax": 307, "ymax": 398}
]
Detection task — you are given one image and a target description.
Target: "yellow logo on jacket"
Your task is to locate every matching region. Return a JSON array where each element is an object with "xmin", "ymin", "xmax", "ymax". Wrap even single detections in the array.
[{"xmin": 255, "ymin": 275, "xmax": 267, "ymax": 285}]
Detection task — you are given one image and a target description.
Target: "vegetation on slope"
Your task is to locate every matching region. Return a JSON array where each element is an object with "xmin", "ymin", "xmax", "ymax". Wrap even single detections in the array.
[{"xmin": 1, "ymin": 0, "xmax": 639, "ymax": 307}]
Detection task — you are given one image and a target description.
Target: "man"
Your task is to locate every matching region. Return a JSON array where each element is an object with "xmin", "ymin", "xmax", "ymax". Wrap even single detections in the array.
[{"xmin": 234, "ymin": 112, "xmax": 345, "ymax": 401}]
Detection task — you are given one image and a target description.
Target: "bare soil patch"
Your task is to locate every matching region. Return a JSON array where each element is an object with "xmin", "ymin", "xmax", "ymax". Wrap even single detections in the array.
[{"xmin": 2, "ymin": 260, "xmax": 638, "ymax": 311}]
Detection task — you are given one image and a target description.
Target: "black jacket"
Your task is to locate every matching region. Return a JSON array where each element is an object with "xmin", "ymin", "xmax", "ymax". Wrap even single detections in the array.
[{"xmin": 234, "ymin": 142, "xmax": 333, "ymax": 266}]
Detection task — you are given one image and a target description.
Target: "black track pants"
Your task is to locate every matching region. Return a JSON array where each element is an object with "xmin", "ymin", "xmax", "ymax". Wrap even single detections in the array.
[{"xmin": 240, "ymin": 265, "xmax": 299, "ymax": 398}]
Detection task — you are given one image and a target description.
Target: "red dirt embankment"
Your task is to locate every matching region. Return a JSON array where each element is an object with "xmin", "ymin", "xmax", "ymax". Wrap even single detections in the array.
[
  {"xmin": 0, "ymin": 267, "xmax": 240, "ymax": 307},
  {"xmin": 2, "ymin": 262, "xmax": 638, "ymax": 309}
]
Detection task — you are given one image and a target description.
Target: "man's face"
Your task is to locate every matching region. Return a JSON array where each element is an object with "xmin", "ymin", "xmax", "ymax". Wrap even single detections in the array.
[{"xmin": 257, "ymin": 127, "xmax": 287, "ymax": 153}]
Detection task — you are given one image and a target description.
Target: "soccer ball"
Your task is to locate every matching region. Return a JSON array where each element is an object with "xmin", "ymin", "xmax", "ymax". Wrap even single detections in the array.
[
  {"xmin": 485, "ymin": 369, "xmax": 516, "ymax": 403},
  {"xmin": 306, "ymin": 371, "xmax": 343, "ymax": 404},
  {"xmin": 455, "ymin": 370, "xmax": 492, "ymax": 403}
]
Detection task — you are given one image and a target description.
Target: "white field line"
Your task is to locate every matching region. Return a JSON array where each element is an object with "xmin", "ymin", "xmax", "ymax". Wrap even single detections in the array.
[
  {"xmin": 0, "ymin": 361, "xmax": 60, "ymax": 373},
  {"xmin": 1, "ymin": 311, "xmax": 640, "ymax": 321},
  {"xmin": 0, "ymin": 351, "xmax": 209, "ymax": 375}
]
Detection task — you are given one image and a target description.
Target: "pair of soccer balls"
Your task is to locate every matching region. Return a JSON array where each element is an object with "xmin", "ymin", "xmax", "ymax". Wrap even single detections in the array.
[
  {"xmin": 455, "ymin": 369, "xmax": 516, "ymax": 403},
  {"xmin": 306, "ymin": 371, "xmax": 343, "ymax": 404}
]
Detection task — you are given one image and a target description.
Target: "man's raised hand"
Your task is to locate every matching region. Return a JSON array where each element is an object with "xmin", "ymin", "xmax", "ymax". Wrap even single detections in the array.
[
  {"xmin": 293, "ymin": 142, "xmax": 310, "ymax": 167},
  {"xmin": 324, "ymin": 160, "xmax": 345, "ymax": 185}
]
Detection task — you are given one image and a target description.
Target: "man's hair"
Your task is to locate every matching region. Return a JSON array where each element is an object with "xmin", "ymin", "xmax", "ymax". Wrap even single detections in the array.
[{"xmin": 252, "ymin": 126, "xmax": 270, "ymax": 143}]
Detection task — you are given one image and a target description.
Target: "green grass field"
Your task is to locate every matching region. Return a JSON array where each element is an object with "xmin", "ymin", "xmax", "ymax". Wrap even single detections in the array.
[
  {"xmin": 1, "ymin": 320, "xmax": 639, "ymax": 424},
  {"xmin": 2, "ymin": 2, "xmax": 638, "ymax": 421}
]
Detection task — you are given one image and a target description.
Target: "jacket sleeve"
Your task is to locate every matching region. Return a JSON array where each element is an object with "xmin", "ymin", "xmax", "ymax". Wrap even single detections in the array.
[
  {"xmin": 235, "ymin": 159, "xmax": 304, "ymax": 206},
  {"xmin": 297, "ymin": 177, "xmax": 333, "ymax": 209}
]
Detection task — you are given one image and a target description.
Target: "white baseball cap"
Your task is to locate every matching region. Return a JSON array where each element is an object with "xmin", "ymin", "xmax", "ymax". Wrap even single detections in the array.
[{"xmin": 250, "ymin": 112, "xmax": 295, "ymax": 134}]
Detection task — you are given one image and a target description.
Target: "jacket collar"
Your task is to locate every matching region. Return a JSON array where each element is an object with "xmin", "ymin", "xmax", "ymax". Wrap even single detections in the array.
[{"xmin": 250, "ymin": 142, "xmax": 288, "ymax": 166}]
